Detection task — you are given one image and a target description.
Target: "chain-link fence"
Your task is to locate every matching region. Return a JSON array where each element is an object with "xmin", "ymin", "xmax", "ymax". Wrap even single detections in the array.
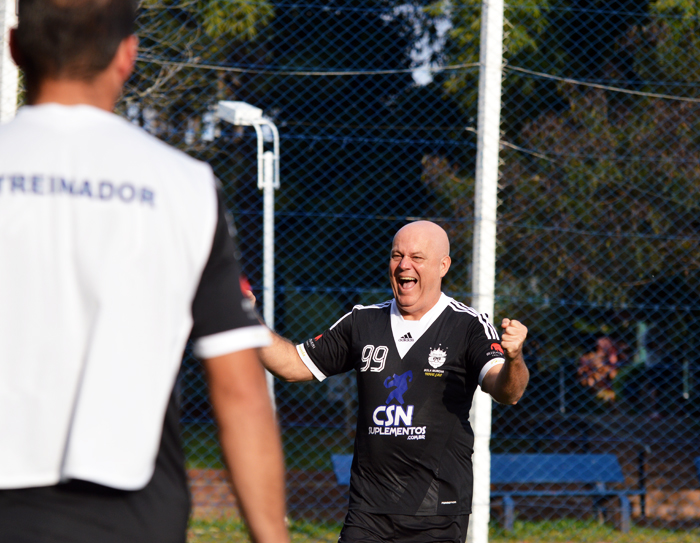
[
  {"xmin": 4, "ymin": 0, "xmax": 699, "ymax": 539},
  {"xmin": 492, "ymin": 0, "xmax": 700, "ymax": 536},
  {"xmin": 131, "ymin": 0, "xmax": 700, "ymax": 538}
]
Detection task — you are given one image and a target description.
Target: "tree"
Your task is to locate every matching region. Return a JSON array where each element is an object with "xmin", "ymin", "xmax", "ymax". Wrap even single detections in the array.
[
  {"xmin": 429, "ymin": 0, "xmax": 700, "ymax": 363},
  {"xmin": 244, "ymin": 1, "xmax": 471, "ymax": 337}
]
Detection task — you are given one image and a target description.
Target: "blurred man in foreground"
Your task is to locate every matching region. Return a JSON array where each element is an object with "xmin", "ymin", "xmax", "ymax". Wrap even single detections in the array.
[{"xmin": 0, "ymin": 1, "xmax": 289, "ymax": 542}]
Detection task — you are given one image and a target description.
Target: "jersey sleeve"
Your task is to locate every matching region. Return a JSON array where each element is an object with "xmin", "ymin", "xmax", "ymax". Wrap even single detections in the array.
[
  {"xmin": 464, "ymin": 313, "xmax": 505, "ymax": 387},
  {"xmin": 190, "ymin": 191, "xmax": 270, "ymax": 359},
  {"xmin": 295, "ymin": 311, "xmax": 355, "ymax": 381}
]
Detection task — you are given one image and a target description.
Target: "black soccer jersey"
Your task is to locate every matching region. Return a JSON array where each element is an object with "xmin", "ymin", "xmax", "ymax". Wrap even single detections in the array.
[{"xmin": 297, "ymin": 294, "xmax": 505, "ymax": 516}]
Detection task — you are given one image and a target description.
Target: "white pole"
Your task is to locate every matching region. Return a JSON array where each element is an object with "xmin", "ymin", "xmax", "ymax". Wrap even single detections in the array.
[
  {"xmin": 0, "ymin": 0, "xmax": 18, "ymax": 123},
  {"xmin": 262, "ymin": 150, "xmax": 276, "ymax": 406},
  {"xmin": 468, "ymin": 1, "xmax": 504, "ymax": 543},
  {"xmin": 214, "ymin": 102, "xmax": 280, "ymax": 407}
]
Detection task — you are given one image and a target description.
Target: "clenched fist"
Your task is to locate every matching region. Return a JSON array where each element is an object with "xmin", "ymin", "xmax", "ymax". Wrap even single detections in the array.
[{"xmin": 500, "ymin": 318, "xmax": 528, "ymax": 361}]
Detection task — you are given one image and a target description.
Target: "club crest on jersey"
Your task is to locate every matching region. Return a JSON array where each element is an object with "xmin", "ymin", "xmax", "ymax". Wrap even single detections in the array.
[{"xmin": 428, "ymin": 347, "xmax": 447, "ymax": 368}]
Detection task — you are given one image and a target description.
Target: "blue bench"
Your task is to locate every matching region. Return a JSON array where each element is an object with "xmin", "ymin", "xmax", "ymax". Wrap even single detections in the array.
[
  {"xmin": 331, "ymin": 452, "xmax": 637, "ymax": 532},
  {"xmin": 492, "ymin": 453, "xmax": 638, "ymax": 532},
  {"xmin": 331, "ymin": 453, "xmax": 353, "ymax": 486}
]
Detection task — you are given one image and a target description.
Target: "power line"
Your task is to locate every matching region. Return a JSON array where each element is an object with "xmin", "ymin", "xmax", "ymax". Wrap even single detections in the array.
[
  {"xmin": 506, "ymin": 65, "xmax": 700, "ymax": 103},
  {"xmin": 135, "ymin": 54, "xmax": 478, "ymax": 76}
]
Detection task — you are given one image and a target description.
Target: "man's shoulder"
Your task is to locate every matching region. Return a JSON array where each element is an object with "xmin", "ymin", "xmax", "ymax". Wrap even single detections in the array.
[
  {"xmin": 328, "ymin": 300, "xmax": 392, "ymax": 331},
  {"xmin": 352, "ymin": 299, "xmax": 393, "ymax": 312},
  {"xmin": 441, "ymin": 296, "xmax": 482, "ymax": 321},
  {"xmin": 350, "ymin": 300, "xmax": 393, "ymax": 318},
  {"xmin": 440, "ymin": 295, "xmax": 501, "ymax": 342},
  {"xmin": 100, "ymin": 110, "xmax": 211, "ymax": 173},
  {"xmin": 5, "ymin": 104, "xmax": 210, "ymax": 174}
]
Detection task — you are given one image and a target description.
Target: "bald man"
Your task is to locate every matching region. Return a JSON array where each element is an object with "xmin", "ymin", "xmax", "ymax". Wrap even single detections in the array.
[{"xmin": 256, "ymin": 221, "xmax": 529, "ymax": 543}]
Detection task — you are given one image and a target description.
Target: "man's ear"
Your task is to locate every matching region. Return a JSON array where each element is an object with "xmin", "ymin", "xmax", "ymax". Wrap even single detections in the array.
[
  {"xmin": 114, "ymin": 34, "xmax": 138, "ymax": 83},
  {"xmin": 440, "ymin": 255, "xmax": 451, "ymax": 278},
  {"xmin": 9, "ymin": 28, "xmax": 23, "ymax": 69}
]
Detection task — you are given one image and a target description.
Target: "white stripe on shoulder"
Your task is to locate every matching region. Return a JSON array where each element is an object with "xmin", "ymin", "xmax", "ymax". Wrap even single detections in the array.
[
  {"xmin": 448, "ymin": 300, "xmax": 479, "ymax": 317},
  {"xmin": 328, "ymin": 311, "xmax": 353, "ymax": 331},
  {"xmin": 355, "ymin": 300, "xmax": 393, "ymax": 310},
  {"xmin": 448, "ymin": 300, "xmax": 499, "ymax": 340},
  {"xmin": 328, "ymin": 300, "xmax": 392, "ymax": 330},
  {"xmin": 327, "ymin": 300, "xmax": 391, "ymax": 331},
  {"xmin": 477, "ymin": 313, "xmax": 499, "ymax": 340}
]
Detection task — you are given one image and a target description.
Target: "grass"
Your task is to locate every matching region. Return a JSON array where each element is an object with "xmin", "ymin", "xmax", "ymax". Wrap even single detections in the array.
[
  {"xmin": 489, "ymin": 519, "xmax": 700, "ymax": 542},
  {"xmin": 188, "ymin": 517, "xmax": 700, "ymax": 543},
  {"xmin": 188, "ymin": 517, "xmax": 341, "ymax": 542}
]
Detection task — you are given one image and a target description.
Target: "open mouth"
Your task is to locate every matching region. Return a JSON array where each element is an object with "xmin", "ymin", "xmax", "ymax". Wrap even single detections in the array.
[{"xmin": 398, "ymin": 277, "xmax": 417, "ymax": 289}]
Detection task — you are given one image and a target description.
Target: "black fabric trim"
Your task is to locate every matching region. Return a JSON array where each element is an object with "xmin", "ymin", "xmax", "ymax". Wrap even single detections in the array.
[
  {"xmin": 0, "ymin": 388, "xmax": 190, "ymax": 543},
  {"xmin": 190, "ymin": 190, "xmax": 258, "ymax": 341}
]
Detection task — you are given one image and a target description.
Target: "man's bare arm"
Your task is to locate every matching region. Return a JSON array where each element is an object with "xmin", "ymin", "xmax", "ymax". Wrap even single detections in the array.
[
  {"xmin": 258, "ymin": 332, "xmax": 315, "ymax": 382},
  {"xmin": 480, "ymin": 318, "xmax": 530, "ymax": 405},
  {"xmin": 242, "ymin": 290, "xmax": 314, "ymax": 382},
  {"xmin": 204, "ymin": 349, "xmax": 289, "ymax": 543}
]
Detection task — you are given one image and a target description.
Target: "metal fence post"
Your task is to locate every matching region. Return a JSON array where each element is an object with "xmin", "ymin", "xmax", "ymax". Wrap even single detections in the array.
[
  {"xmin": 468, "ymin": 1, "xmax": 504, "ymax": 542},
  {"xmin": 0, "ymin": 0, "xmax": 18, "ymax": 123}
]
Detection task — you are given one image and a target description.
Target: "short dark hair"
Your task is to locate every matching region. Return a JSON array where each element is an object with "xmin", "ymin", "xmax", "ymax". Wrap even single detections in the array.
[{"xmin": 15, "ymin": 0, "xmax": 138, "ymax": 90}]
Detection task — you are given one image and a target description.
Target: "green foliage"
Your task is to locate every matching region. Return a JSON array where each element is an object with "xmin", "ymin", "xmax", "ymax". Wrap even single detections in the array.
[
  {"xmin": 198, "ymin": 0, "xmax": 274, "ymax": 40},
  {"xmin": 427, "ymin": 1, "xmax": 700, "ymax": 363},
  {"xmin": 647, "ymin": 1, "xmax": 700, "ymax": 85},
  {"xmin": 139, "ymin": 0, "xmax": 274, "ymax": 40},
  {"xmin": 122, "ymin": 0, "xmax": 274, "ymax": 140},
  {"xmin": 427, "ymin": 0, "xmax": 552, "ymax": 123}
]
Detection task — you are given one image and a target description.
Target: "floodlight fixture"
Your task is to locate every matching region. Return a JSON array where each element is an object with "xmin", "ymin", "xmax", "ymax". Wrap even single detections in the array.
[
  {"xmin": 217, "ymin": 101, "xmax": 279, "ymax": 189},
  {"xmin": 217, "ymin": 100, "xmax": 263, "ymax": 126}
]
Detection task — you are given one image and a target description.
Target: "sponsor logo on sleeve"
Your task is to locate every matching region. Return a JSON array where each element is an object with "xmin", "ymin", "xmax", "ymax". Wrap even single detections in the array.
[
  {"xmin": 487, "ymin": 343, "xmax": 505, "ymax": 357},
  {"xmin": 307, "ymin": 334, "xmax": 324, "ymax": 350}
]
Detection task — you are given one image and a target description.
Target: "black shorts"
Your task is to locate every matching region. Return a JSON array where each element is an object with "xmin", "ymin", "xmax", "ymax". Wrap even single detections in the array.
[
  {"xmin": 0, "ymin": 479, "xmax": 190, "ymax": 543},
  {"xmin": 339, "ymin": 508, "xmax": 470, "ymax": 543},
  {"xmin": 0, "ymin": 390, "xmax": 190, "ymax": 543}
]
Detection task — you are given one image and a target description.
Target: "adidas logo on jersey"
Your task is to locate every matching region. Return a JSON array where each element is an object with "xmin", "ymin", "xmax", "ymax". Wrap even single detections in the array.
[{"xmin": 398, "ymin": 332, "xmax": 414, "ymax": 342}]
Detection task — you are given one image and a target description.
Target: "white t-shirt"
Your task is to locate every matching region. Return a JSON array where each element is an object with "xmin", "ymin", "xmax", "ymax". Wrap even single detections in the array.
[{"xmin": 0, "ymin": 104, "xmax": 269, "ymax": 490}]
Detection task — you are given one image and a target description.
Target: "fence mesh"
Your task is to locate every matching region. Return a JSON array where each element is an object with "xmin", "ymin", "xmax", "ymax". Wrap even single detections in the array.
[
  {"xmin": 129, "ymin": 0, "xmax": 700, "ymax": 538},
  {"xmin": 492, "ymin": 0, "xmax": 700, "ymax": 535},
  {"xmin": 5, "ymin": 0, "xmax": 698, "ymax": 539}
]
